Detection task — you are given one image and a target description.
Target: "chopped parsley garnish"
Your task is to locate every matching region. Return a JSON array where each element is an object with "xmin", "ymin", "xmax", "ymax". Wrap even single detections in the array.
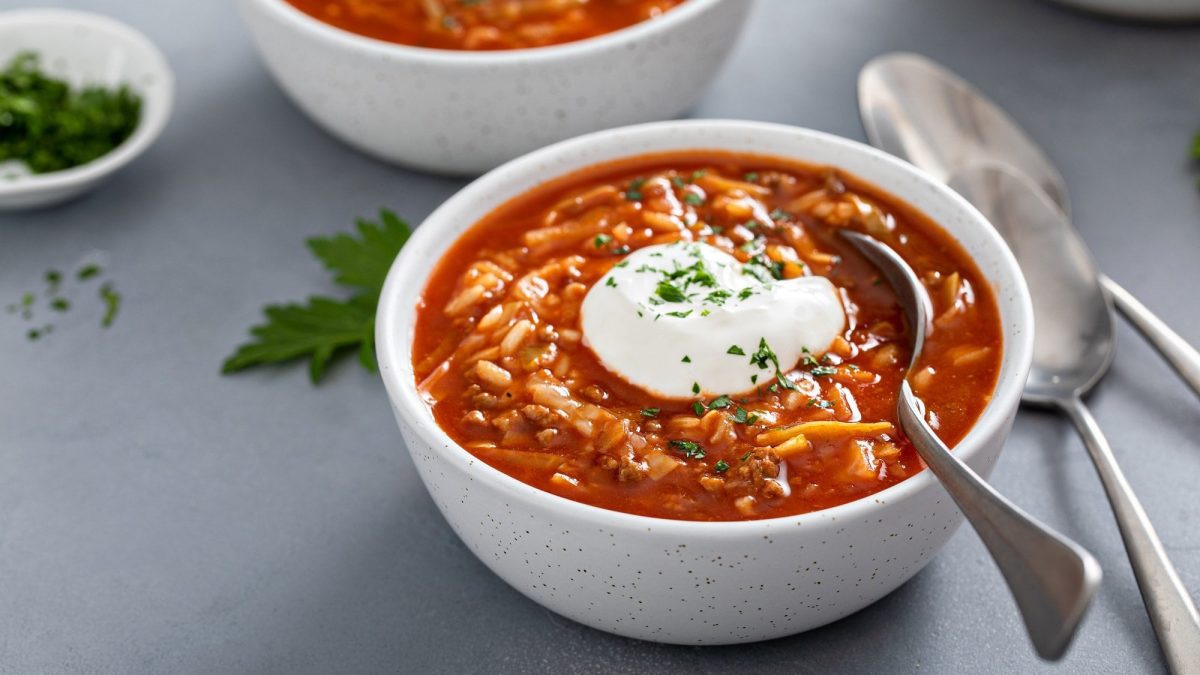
[
  {"xmin": 613, "ymin": 245, "xmax": 631, "ymax": 255},
  {"xmin": 738, "ymin": 287, "xmax": 755, "ymax": 300},
  {"xmin": 808, "ymin": 399, "xmax": 833, "ymax": 409},
  {"xmin": 691, "ymin": 401, "xmax": 706, "ymax": 416},
  {"xmin": 640, "ymin": 407, "xmax": 660, "ymax": 418},
  {"xmin": 732, "ymin": 407, "xmax": 749, "ymax": 424},
  {"xmin": 655, "ymin": 280, "xmax": 688, "ymax": 303},
  {"xmin": 705, "ymin": 289, "xmax": 732, "ymax": 305},
  {"xmin": 683, "ymin": 193, "xmax": 704, "ymax": 206},
  {"xmin": 708, "ymin": 395, "xmax": 733, "ymax": 410},
  {"xmin": 49, "ymin": 297, "xmax": 69, "ymax": 312},
  {"xmin": 749, "ymin": 337, "xmax": 798, "ymax": 390},
  {"xmin": 669, "ymin": 439, "xmax": 705, "ymax": 459},
  {"xmin": 666, "ymin": 309, "xmax": 693, "ymax": 319},
  {"xmin": 811, "ymin": 365, "xmax": 838, "ymax": 377},
  {"xmin": 769, "ymin": 208, "xmax": 790, "ymax": 221},
  {"xmin": 681, "ymin": 355, "xmax": 692, "ymax": 363},
  {"xmin": 605, "ymin": 276, "xmax": 617, "ymax": 288},
  {"xmin": 740, "ymin": 451, "xmax": 752, "ymax": 462},
  {"xmin": 691, "ymin": 170, "xmax": 707, "ymax": 180},
  {"xmin": 727, "ymin": 344, "xmax": 745, "ymax": 356},
  {"xmin": 714, "ymin": 460, "xmax": 730, "ymax": 473},
  {"xmin": 77, "ymin": 264, "xmax": 102, "ymax": 281},
  {"xmin": 671, "ymin": 176, "xmax": 687, "ymax": 188},
  {"xmin": 743, "ymin": 172, "xmax": 759, "ymax": 182},
  {"xmin": 0, "ymin": 52, "xmax": 142, "ymax": 175},
  {"xmin": 692, "ymin": 381, "xmax": 701, "ymax": 394},
  {"xmin": 593, "ymin": 234, "xmax": 612, "ymax": 248}
]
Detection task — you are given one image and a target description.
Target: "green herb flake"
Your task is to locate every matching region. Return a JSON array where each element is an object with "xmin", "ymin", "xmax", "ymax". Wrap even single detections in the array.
[
  {"xmin": 605, "ymin": 276, "xmax": 618, "ymax": 288},
  {"xmin": 727, "ymin": 344, "xmax": 745, "ymax": 356},
  {"xmin": 743, "ymin": 172, "xmax": 759, "ymax": 182},
  {"xmin": 49, "ymin": 297, "xmax": 70, "ymax": 312},
  {"xmin": 714, "ymin": 460, "xmax": 730, "ymax": 473},
  {"xmin": 681, "ymin": 355, "xmax": 692, "ymax": 363},
  {"xmin": 683, "ymin": 193, "xmax": 704, "ymax": 206},
  {"xmin": 666, "ymin": 310, "xmax": 693, "ymax": 319},
  {"xmin": 655, "ymin": 280, "xmax": 688, "ymax": 303},
  {"xmin": 640, "ymin": 407, "xmax": 660, "ymax": 418},
  {"xmin": 692, "ymin": 381, "xmax": 701, "ymax": 395},
  {"xmin": 669, "ymin": 439, "xmax": 706, "ymax": 459},
  {"xmin": 708, "ymin": 395, "xmax": 733, "ymax": 410},
  {"xmin": 691, "ymin": 401, "xmax": 706, "ymax": 416},
  {"xmin": 811, "ymin": 365, "xmax": 838, "ymax": 377},
  {"xmin": 98, "ymin": 282, "xmax": 120, "ymax": 328},
  {"xmin": 593, "ymin": 233, "xmax": 612, "ymax": 248}
]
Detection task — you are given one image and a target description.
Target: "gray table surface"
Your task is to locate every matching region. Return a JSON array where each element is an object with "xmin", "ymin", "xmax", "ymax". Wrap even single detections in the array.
[{"xmin": 2, "ymin": 0, "xmax": 1199, "ymax": 672}]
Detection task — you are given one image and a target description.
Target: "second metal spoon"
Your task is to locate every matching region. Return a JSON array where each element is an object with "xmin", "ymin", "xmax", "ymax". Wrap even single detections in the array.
[
  {"xmin": 858, "ymin": 51, "xmax": 1200, "ymax": 401},
  {"xmin": 841, "ymin": 230, "xmax": 1101, "ymax": 661}
]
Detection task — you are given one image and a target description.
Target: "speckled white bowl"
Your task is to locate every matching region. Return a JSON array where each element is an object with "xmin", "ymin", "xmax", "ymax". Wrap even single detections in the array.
[
  {"xmin": 377, "ymin": 120, "xmax": 1035, "ymax": 644},
  {"xmin": 0, "ymin": 9, "xmax": 173, "ymax": 211},
  {"xmin": 236, "ymin": 0, "xmax": 753, "ymax": 175}
]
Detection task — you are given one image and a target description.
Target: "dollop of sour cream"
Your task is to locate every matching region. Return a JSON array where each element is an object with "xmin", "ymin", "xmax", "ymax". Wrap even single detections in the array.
[{"xmin": 580, "ymin": 242, "xmax": 846, "ymax": 399}]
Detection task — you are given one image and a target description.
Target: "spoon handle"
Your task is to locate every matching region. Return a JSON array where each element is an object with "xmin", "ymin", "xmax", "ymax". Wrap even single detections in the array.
[
  {"xmin": 1101, "ymin": 274, "xmax": 1200, "ymax": 401},
  {"xmin": 898, "ymin": 383, "xmax": 1100, "ymax": 660},
  {"xmin": 1062, "ymin": 396, "xmax": 1200, "ymax": 674}
]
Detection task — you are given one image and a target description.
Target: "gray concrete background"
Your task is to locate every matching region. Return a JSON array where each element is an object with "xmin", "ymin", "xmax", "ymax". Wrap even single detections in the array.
[{"xmin": 1, "ymin": 0, "xmax": 1198, "ymax": 672}]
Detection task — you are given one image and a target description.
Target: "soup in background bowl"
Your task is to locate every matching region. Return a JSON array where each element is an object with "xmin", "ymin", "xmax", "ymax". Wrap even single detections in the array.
[
  {"xmin": 377, "ymin": 120, "xmax": 1034, "ymax": 644},
  {"xmin": 283, "ymin": 0, "xmax": 690, "ymax": 51},
  {"xmin": 237, "ymin": 0, "xmax": 752, "ymax": 174}
]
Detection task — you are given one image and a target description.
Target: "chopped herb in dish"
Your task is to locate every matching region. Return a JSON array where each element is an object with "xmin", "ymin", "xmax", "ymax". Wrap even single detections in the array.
[{"xmin": 0, "ymin": 52, "xmax": 141, "ymax": 175}]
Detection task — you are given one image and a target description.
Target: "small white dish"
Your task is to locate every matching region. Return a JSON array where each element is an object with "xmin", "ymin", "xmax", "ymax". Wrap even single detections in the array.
[{"xmin": 0, "ymin": 9, "xmax": 174, "ymax": 211}]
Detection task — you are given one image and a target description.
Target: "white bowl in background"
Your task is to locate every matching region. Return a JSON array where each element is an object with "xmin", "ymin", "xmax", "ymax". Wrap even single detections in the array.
[
  {"xmin": 375, "ymin": 120, "xmax": 1036, "ymax": 644},
  {"xmin": 0, "ymin": 9, "xmax": 174, "ymax": 211},
  {"xmin": 237, "ymin": 0, "xmax": 754, "ymax": 175}
]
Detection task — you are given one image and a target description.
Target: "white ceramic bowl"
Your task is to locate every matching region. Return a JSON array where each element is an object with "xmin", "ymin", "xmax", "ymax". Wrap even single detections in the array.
[
  {"xmin": 1048, "ymin": 0, "xmax": 1200, "ymax": 20},
  {"xmin": 377, "ymin": 120, "xmax": 1035, "ymax": 644},
  {"xmin": 0, "ymin": 9, "xmax": 174, "ymax": 211},
  {"xmin": 236, "ymin": 0, "xmax": 753, "ymax": 175}
]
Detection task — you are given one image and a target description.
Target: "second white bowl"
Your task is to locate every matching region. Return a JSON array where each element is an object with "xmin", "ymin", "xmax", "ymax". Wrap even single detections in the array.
[{"xmin": 237, "ymin": 0, "xmax": 754, "ymax": 175}]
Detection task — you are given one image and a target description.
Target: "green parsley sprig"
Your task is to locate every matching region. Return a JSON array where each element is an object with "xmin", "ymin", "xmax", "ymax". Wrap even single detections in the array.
[{"xmin": 222, "ymin": 209, "xmax": 411, "ymax": 383}]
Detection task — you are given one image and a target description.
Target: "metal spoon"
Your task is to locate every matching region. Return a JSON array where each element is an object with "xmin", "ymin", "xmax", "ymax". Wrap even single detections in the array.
[
  {"xmin": 947, "ymin": 165, "xmax": 1200, "ymax": 674},
  {"xmin": 858, "ymin": 52, "xmax": 1200, "ymax": 401},
  {"xmin": 840, "ymin": 230, "xmax": 1101, "ymax": 661}
]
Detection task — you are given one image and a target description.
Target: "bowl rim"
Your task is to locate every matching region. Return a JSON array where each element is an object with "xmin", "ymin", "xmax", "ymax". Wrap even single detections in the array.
[
  {"xmin": 244, "ymin": 0, "xmax": 725, "ymax": 63},
  {"xmin": 377, "ymin": 119, "xmax": 1035, "ymax": 536},
  {"xmin": 0, "ymin": 8, "xmax": 174, "ymax": 197}
]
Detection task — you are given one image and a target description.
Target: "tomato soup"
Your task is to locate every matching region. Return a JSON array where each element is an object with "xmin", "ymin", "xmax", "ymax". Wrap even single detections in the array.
[
  {"xmin": 284, "ymin": 0, "xmax": 688, "ymax": 51},
  {"xmin": 413, "ymin": 151, "xmax": 1003, "ymax": 521}
]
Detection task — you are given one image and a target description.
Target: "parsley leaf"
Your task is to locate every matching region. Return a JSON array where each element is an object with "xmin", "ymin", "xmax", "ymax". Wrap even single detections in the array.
[
  {"xmin": 669, "ymin": 439, "xmax": 706, "ymax": 459},
  {"xmin": 306, "ymin": 209, "xmax": 412, "ymax": 303},
  {"xmin": 223, "ymin": 210, "xmax": 411, "ymax": 384}
]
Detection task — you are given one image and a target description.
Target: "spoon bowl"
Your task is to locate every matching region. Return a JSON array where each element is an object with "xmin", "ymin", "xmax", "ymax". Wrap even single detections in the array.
[{"xmin": 947, "ymin": 165, "xmax": 1115, "ymax": 404}]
